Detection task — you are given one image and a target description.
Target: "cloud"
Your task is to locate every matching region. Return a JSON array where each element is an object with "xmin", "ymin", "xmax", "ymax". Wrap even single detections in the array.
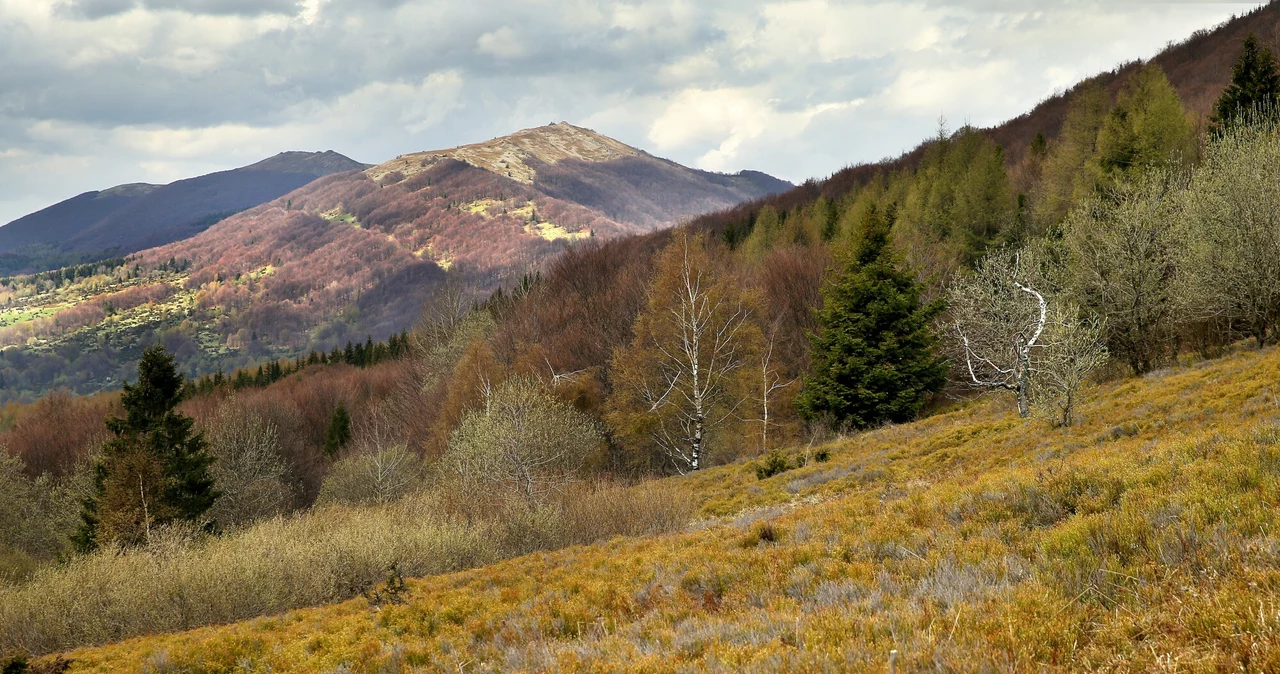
[{"xmin": 0, "ymin": 0, "xmax": 1268, "ymax": 224}]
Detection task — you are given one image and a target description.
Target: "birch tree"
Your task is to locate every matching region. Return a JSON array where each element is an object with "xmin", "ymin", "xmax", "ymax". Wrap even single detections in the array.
[
  {"xmin": 607, "ymin": 233, "xmax": 762, "ymax": 473},
  {"xmin": 949, "ymin": 249, "xmax": 1106, "ymax": 422}
]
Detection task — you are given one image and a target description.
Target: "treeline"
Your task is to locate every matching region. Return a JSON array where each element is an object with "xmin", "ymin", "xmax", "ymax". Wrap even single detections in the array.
[{"xmin": 185, "ymin": 331, "xmax": 411, "ymax": 395}]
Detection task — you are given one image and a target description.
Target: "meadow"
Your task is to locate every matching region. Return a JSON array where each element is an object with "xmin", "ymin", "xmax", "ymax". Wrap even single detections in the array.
[{"xmin": 16, "ymin": 341, "xmax": 1280, "ymax": 672}]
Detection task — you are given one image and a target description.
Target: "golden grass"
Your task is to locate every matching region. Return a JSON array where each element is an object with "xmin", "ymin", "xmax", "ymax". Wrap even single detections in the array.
[{"xmin": 34, "ymin": 346, "xmax": 1280, "ymax": 672}]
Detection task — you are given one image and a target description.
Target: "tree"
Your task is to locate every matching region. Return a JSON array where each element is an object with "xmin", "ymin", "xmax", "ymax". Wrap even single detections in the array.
[
  {"xmin": 205, "ymin": 401, "xmax": 291, "ymax": 528},
  {"xmin": 607, "ymin": 233, "xmax": 762, "ymax": 473},
  {"xmin": 323, "ymin": 402, "xmax": 352, "ymax": 459},
  {"xmin": 75, "ymin": 346, "xmax": 217, "ymax": 551},
  {"xmin": 1176, "ymin": 121, "xmax": 1280, "ymax": 348},
  {"xmin": 1094, "ymin": 64, "xmax": 1194, "ymax": 188},
  {"xmin": 1210, "ymin": 33, "xmax": 1280, "ymax": 134},
  {"xmin": 444, "ymin": 377, "xmax": 601, "ymax": 502},
  {"xmin": 1032, "ymin": 84, "xmax": 1111, "ymax": 228},
  {"xmin": 1065, "ymin": 172, "xmax": 1182, "ymax": 374},
  {"xmin": 1028, "ymin": 303, "xmax": 1109, "ymax": 427},
  {"xmin": 795, "ymin": 209, "xmax": 948, "ymax": 429},
  {"xmin": 949, "ymin": 249, "xmax": 1107, "ymax": 422}
]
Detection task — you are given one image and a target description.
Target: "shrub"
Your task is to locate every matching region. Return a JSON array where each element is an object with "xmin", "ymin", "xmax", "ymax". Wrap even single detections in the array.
[
  {"xmin": 316, "ymin": 443, "xmax": 423, "ymax": 507},
  {"xmin": 755, "ymin": 451, "xmax": 792, "ymax": 480},
  {"xmin": 444, "ymin": 377, "xmax": 601, "ymax": 501}
]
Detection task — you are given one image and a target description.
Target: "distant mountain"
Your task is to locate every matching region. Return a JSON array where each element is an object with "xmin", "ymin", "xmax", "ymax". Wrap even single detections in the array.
[
  {"xmin": 138, "ymin": 122, "xmax": 791, "ymax": 348},
  {"xmin": 0, "ymin": 123, "xmax": 789, "ymax": 400},
  {"xmin": 0, "ymin": 150, "xmax": 369, "ymax": 275}
]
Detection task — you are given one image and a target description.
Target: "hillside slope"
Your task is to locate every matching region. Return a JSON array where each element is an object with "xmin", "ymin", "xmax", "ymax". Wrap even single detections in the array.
[
  {"xmin": 0, "ymin": 151, "xmax": 368, "ymax": 274},
  {"xmin": 0, "ymin": 124, "xmax": 788, "ymax": 401},
  {"xmin": 695, "ymin": 3, "xmax": 1280, "ymax": 229},
  {"xmin": 47, "ymin": 344, "xmax": 1280, "ymax": 672}
]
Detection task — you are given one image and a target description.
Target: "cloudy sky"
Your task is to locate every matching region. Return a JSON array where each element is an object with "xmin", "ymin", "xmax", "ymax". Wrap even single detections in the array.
[{"xmin": 0, "ymin": 0, "xmax": 1266, "ymax": 224}]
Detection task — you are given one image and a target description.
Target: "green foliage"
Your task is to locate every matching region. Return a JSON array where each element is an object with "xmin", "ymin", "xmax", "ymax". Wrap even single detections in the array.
[
  {"xmin": 896, "ymin": 126, "xmax": 1017, "ymax": 265},
  {"xmin": 75, "ymin": 346, "xmax": 217, "ymax": 551},
  {"xmin": 796, "ymin": 208, "xmax": 947, "ymax": 429},
  {"xmin": 323, "ymin": 403, "xmax": 352, "ymax": 460},
  {"xmin": 1094, "ymin": 64, "xmax": 1194, "ymax": 188},
  {"xmin": 754, "ymin": 451, "xmax": 792, "ymax": 480},
  {"xmin": 1032, "ymin": 84, "xmax": 1111, "ymax": 228},
  {"xmin": 1211, "ymin": 33, "xmax": 1280, "ymax": 134}
]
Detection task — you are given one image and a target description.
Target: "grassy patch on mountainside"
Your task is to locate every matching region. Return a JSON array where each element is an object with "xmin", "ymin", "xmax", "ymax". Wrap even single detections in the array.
[{"xmin": 34, "ymin": 344, "xmax": 1280, "ymax": 672}]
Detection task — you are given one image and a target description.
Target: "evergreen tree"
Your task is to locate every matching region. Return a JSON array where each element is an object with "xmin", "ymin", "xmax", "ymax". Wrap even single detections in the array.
[
  {"xmin": 795, "ymin": 207, "xmax": 948, "ymax": 429},
  {"xmin": 1094, "ymin": 63, "xmax": 1194, "ymax": 188},
  {"xmin": 323, "ymin": 403, "xmax": 353, "ymax": 459},
  {"xmin": 75, "ymin": 346, "xmax": 218, "ymax": 551},
  {"xmin": 1211, "ymin": 33, "xmax": 1280, "ymax": 134}
]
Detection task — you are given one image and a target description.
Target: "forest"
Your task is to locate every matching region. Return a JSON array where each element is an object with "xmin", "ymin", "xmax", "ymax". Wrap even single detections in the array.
[{"xmin": 2, "ymin": 23, "xmax": 1280, "ymax": 666}]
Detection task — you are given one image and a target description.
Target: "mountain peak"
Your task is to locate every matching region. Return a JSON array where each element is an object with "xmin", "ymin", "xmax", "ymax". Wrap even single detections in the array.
[
  {"xmin": 368, "ymin": 122, "xmax": 642, "ymax": 184},
  {"xmin": 242, "ymin": 150, "xmax": 369, "ymax": 174}
]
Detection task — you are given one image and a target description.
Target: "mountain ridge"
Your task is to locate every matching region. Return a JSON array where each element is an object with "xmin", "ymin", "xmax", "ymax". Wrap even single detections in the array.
[{"xmin": 0, "ymin": 150, "xmax": 370, "ymax": 275}]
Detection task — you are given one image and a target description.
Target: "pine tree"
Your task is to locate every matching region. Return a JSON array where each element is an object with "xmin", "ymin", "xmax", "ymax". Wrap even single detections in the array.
[
  {"xmin": 795, "ymin": 208, "xmax": 948, "ymax": 429},
  {"xmin": 1211, "ymin": 33, "xmax": 1280, "ymax": 134},
  {"xmin": 75, "ymin": 346, "xmax": 218, "ymax": 551},
  {"xmin": 323, "ymin": 403, "xmax": 353, "ymax": 459},
  {"xmin": 1094, "ymin": 63, "xmax": 1193, "ymax": 187}
]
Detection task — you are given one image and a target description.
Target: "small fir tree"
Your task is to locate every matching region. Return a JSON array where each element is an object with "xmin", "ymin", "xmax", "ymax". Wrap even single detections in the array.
[
  {"xmin": 795, "ymin": 207, "xmax": 948, "ymax": 429},
  {"xmin": 75, "ymin": 346, "xmax": 217, "ymax": 551},
  {"xmin": 323, "ymin": 402, "xmax": 353, "ymax": 459},
  {"xmin": 1211, "ymin": 33, "xmax": 1280, "ymax": 134}
]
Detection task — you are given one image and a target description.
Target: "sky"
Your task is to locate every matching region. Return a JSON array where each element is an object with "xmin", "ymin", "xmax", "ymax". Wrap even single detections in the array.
[{"xmin": 0, "ymin": 0, "xmax": 1268, "ymax": 225}]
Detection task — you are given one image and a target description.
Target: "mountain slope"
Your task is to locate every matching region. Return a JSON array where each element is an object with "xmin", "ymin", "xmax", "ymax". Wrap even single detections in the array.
[
  {"xmin": 0, "ymin": 125, "xmax": 789, "ymax": 401},
  {"xmin": 34, "ymin": 340, "xmax": 1280, "ymax": 671},
  {"xmin": 691, "ymin": 2, "xmax": 1280, "ymax": 232},
  {"xmin": 0, "ymin": 151, "xmax": 369, "ymax": 274}
]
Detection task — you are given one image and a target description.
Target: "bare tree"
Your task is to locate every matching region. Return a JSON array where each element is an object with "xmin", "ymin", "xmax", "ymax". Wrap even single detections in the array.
[
  {"xmin": 948, "ymin": 250, "xmax": 1048, "ymax": 418},
  {"xmin": 205, "ymin": 401, "xmax": 292, "ymax": 528},
  {"xmin": 1028, "ymin": 303, "xmax": 1109, "ymax": 427},
  {"xmin": 753, "ymin": 321, "xmax": 796, "ymax": 454},
  {"xmin": 317, "ymin": 443, "xmax": 423, "ymax": 507},
  {"xmin": 607, "ymin": 233, "xmax": 762, "ymax": 473},
  {"xmin": 950, "ymin": 249, "xmax": 1107, "ymax": 422}
]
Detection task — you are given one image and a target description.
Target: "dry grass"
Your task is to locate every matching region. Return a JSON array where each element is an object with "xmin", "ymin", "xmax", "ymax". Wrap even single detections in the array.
[
  {"xmin": 0, "ymin": 480, "xmax": 693, "ymax": 658},
  {"xmin": 23, "ymin": 345, "xmax": 1280, "ymax": 672}
]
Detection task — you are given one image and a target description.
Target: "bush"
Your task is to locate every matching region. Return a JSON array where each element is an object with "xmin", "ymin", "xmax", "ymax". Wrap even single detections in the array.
[
  {"xmin": 755, "ymin": 451, "xmax": 792, "ymax": 480},
  {"xmin": 444, "ymin": 377, "xmax": 601, "ymax": 501},
  {"xmin": 316, "ymin": 443, "xmax": 423, "ymax": 507}
]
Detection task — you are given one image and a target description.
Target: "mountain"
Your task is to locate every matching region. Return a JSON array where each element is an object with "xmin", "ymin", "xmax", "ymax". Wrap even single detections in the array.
[
  {"xmin": 0, "ymin": 150, "xmax": 369, "ymax": 275},
  {"xmin": 0, "ymin": 124, "xmax": 790, "ymax": 400}
]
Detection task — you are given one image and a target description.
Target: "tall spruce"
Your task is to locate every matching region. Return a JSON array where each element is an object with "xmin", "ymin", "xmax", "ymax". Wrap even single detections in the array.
[
  {"xmin": 795, "ymin": 206, "xmax": 948, "ymax": 429},
  {"xmin": 75, "ymin": 346, "xmax": 217, "ymax": 551},
  {"xmin": 1211, "ymin": 33, "xmax": 1280, "ymax": 134},
  {"xmin": 323, "ymin": 402, "xmax": 353, "ymax": 459}
]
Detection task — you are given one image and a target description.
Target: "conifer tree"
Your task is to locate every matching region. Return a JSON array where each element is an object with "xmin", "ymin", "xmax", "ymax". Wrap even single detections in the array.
[
  {"xmin": 795, "ymin": 207, "xmax": 948, "ymax": 429},
  {"xmin": 323, "ymin": 402, "xmax": 353, "ymax": 459},
  {"xmin": 1211, "ymin": 33, "xmax": 1280, "ymax": 134},
  {"xmin": 1094, "ymin": 63, "xmax": 1194, "ymax": 187},
  {"xmin": 75, "ymin": 346, "xmax": 217, "ymax": 551}
]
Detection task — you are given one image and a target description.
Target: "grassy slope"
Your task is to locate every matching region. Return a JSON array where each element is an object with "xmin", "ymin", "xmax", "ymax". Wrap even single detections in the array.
[{"xmin": 56, "ymin": 346, "xmax": 1280, "ymax": 672}]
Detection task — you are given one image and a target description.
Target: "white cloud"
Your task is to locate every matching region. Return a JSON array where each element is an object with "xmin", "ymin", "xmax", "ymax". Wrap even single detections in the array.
[{"xmin": 0, "ymin": 0, "xmax": 1269, "ymax": 224}]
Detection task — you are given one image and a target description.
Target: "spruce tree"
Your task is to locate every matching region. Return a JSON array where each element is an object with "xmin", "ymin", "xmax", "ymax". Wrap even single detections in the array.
[
  {"xmin": 75, "ymin": 346, "xmax": 217, "ymax": 551},
  {"xmin": 1211, "ymin": 33, "xmax": 1280, "ymax": 134},
  {"xmin": 795, "ymin": 207, "xmax": 948, "ymax": 429},
  {"xmin": 324, "ymin": 402, "xmax": 353, "ymax": 459}
]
